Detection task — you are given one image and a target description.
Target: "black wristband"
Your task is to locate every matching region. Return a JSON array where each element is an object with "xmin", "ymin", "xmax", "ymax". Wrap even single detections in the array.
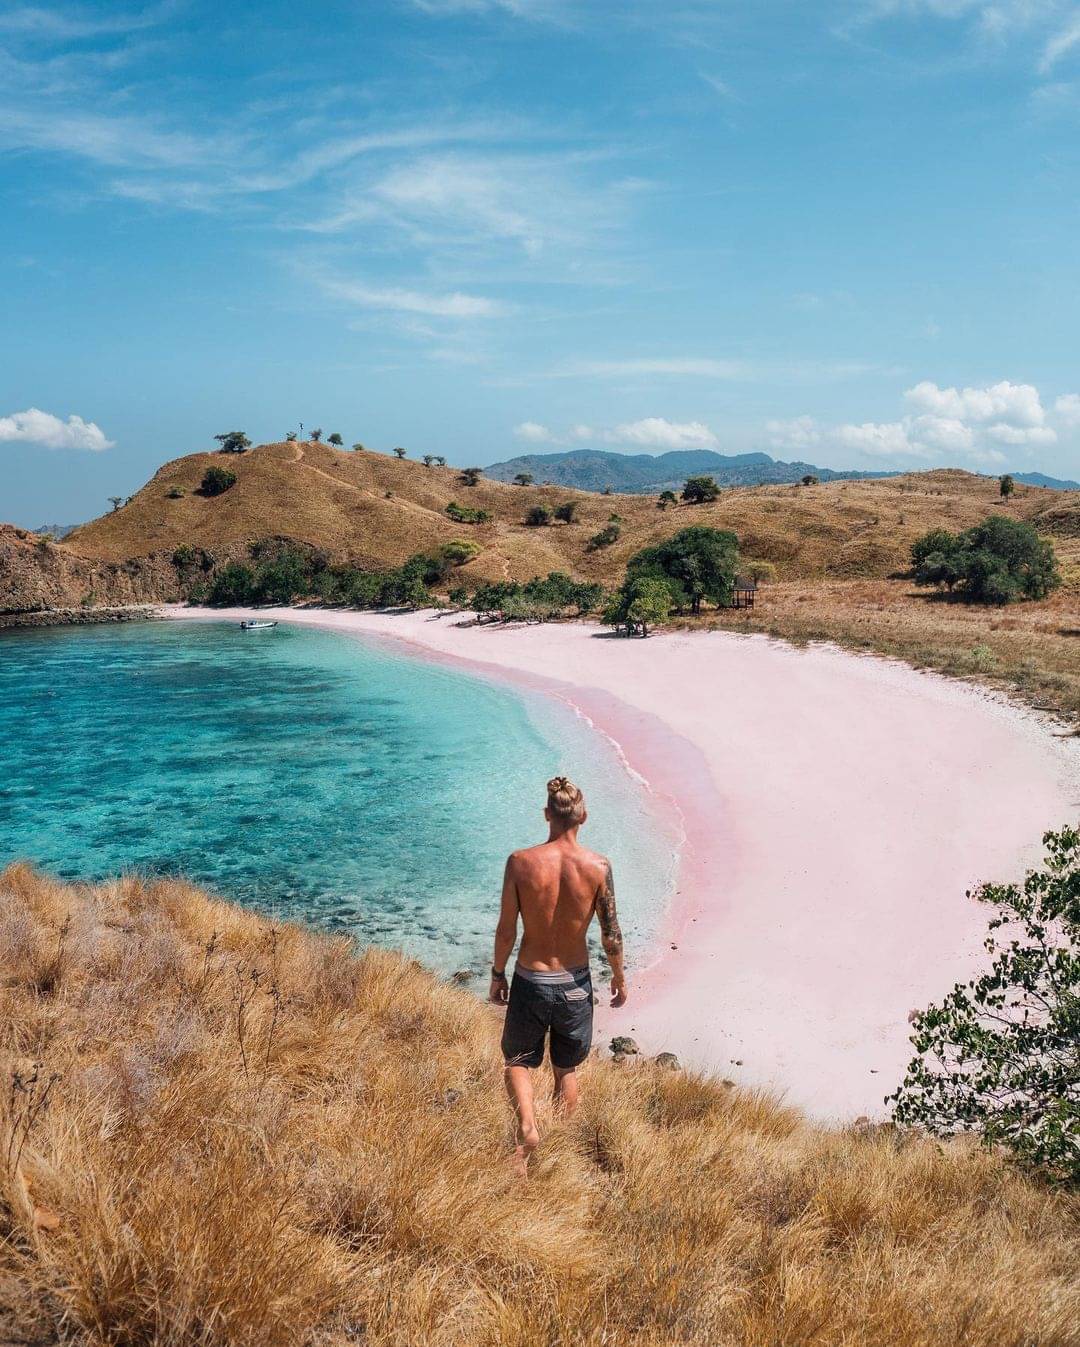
[{"xmin": 491, "ymin": 966, "xmax": 507, "ymax": 980}]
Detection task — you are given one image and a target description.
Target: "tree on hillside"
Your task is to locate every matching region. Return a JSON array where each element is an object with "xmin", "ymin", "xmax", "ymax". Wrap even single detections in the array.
[
  {"xmin": 439, "ymin": 539, "xmax": 481, "ymax": 566},
  {"xmin": 1000, "ymin": 474, "xmax": 1015, "ymax": 499},
  {"xmin": 681, "ymin": 475, "xmax": 720, "ymax": 504},
  {"xmin": 310, "ymin": 428, "xmax": 323, "ymax": 442},
  {"xmin": 214, "ymin": 431, "xmax": 251, "ymax": 454},
  {"xmin": 513, "ymin": 472, "xmax": 534, "ymax": 486},
  {"xmin": 554, "ymin": 501, "xmax": 578, "ymax": 523},
  {"xmin": 108, "ymin": 496, "xmax": 123, "ymax": 512},
  {"xmin": 327, "ymin": 433, "xmax": 344, "ymax": 446},
  {"xmin": 285, "ymin": 431, "xmax": 298, "ymax": 442},
  {"xmin": 200, "ymin": 466, "xmax": 238, "ymax": 497},
  {"xmin": 587, "ymin": 522, "xmax": 621, "ymax": 551},
  {"xmin": 657, "ymin": 490, "xmax": 677, "ymax": 511},
  {"xmin": 351, "ymin": 442, "xmax": 366, "ymax": 452},
  {"xmin": 422, "ymin": 455, "xmax": 437, "ymax": 468},
  {"xmin": 890, "ymin": 825, "xmax": 1080, "ymax": 1186},
  {"xmin": 525, "ymin": 505, "xmax": 552, "ymax": 527},
  {"xmin": 434, "ymin": 455, "xmax": 446, "ymax": 467},
  {"xmin": 394, "ymin": 446, "xmax": 407, "ymax": 459},
  {"xmin": 801, "ymin": 474, "xmax": 819, "ymax": 486},
  {"xmin": 911, "ymin": 517, "xmax": 1060, "ymax": 603},
  {"xmin": 627, "ymin": 525, "xmax": 739, "ymax": 613},
  {"xmin": 459, "ymin": 467, "xmax": 483, "ymax": 486}
]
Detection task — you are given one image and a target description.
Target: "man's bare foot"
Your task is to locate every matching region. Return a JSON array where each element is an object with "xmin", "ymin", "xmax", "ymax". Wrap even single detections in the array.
[{"xmin": 511, "ymin": 1122, "xmax": 540, "ymax": 1177}]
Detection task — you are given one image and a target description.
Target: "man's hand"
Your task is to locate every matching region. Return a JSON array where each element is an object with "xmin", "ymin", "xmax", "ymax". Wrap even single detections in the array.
[
  {"xmin": 490, "ymin": 972, "xmax": 509, "ymax": 1005},
  {"xmin": 609, "ymin": 975, "xmax": 627, "ymax": 1009}
]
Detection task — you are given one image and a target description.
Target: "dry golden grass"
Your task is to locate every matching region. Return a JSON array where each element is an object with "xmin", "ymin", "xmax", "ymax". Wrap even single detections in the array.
[
  {"xmin": 691, "ymin": 578, "xmax": 1080, "ymax": 724},
  {"xmin": 1, "ymin": 865, "xmax": 1077, "ymax": 1346}
]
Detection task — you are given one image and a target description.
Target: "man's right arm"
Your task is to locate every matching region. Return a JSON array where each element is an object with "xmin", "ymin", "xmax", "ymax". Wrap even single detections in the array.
[{"xmin": 596, "ymin": 859, "xmax": 627, "ymax": 1007}]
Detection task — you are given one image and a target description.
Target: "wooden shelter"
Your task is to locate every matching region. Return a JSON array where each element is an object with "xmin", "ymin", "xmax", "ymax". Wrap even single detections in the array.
[{"xmin": 728, "ymin": 575, "xmax": 757, "ymax": 609}]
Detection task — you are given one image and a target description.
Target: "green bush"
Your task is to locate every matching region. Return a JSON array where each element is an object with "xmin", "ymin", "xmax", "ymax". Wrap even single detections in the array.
[
  {"xmin": 207, "ymin": 562, "xmax": 257, "ymax": 605},
  {"xmin": 554, "ymin": 501, "xmax": 578, "ymax": 523},
  {"xmin": 446, "ymin": 502, "xmax": 491, "ymax": 525},
  {"xmin": 681, "ymin": 476, "xmax": 720, "ymax": 504},
  {"xmin": 172, "ymin": 545, "xmax": 197, "ymax": 568},
  {"xmin": 587, "ymin": 522, "xmax": 621, "ymax": 551},
  {"xmin": 200, "ymin": 466, "xmax": 237, "ymax": 497},
  {"xmin": 525, "ymin": 505, "xmax": 552, "ymax": 527},
  {"xmin": 470, "ymin": 573, "xmax": 602, "ymax": 621},
  {"xmin": 656, "ymin": 490, "xmax": 677, "ymax": 511},
  {"xmin": 602, "ymin": 574, "xmax": 676, "ymax": 637},
  {"xmin": 911, "ymin": 517, "xmax": 1060, "ymax": 603},
  {"xmin": 439, "ymin": 540, "xmax": 481, "ymax": 566},
  {"xmin": 327, "ymin": 433, "xmax": 343, "ymax": 446},
  {"xmin": 166, "ymin": 488, "xmax": 185, "ymax": 500},
  {"xmin": 214, "ymin": 431, "xmax": 250, "ymax": 454},
  {"xmin": 890, "ymin": 826, "xmax": 1080, "ymax": 1186}
]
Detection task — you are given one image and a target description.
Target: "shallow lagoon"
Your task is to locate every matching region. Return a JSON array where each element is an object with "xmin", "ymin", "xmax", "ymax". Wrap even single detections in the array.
[{"xmin": 0, "ymin": 620, "xmax": 673, "ymax": 974}]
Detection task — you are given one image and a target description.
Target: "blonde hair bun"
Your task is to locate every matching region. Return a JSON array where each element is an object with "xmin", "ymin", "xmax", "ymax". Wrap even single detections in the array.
[{"xmin": 546, "ymin": 775, "xmax": 586, "ymax": 823}]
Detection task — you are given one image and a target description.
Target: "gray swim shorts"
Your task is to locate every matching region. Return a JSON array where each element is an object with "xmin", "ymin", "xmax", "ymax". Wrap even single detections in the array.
[{"xmin": 501, "ymin": 965, "xmax": 593, "ymax": 1070}]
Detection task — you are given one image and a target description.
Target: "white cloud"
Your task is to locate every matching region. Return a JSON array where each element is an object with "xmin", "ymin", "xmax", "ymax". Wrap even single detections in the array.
[
  {"xmin": 771, "ymin": 376, "xmax": 1079, "ymax": 468},
  {"xmin": 607, "ymin": 417, "xmax": 717, "ymax": 449},
  {"xmin": 0, "ymin": 407, "xmax": 112, "ymax": 450},
  {"xmin": 514, "ymin": 421, "xmax": 554, "ymax": 441},
  {"xmin": 1053, "ymin": 392, "xmax": 1080, "ymax": 425},
  {"xmin": 766, "ymin": 415, "xmax": 821, "ymax": 451},
  {"xmin": 904, "ymin": 378, "xmax": 1047, "ymax": 427},
  {"xmin": 558, "ymin": 357, "xmax": 751, "ymax": 379}
]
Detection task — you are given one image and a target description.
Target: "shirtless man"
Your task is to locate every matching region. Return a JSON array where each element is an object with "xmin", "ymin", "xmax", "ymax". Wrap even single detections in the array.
[{"xmin": 490, "ymin": 775, "xmax": 627, "ymax": 1170}]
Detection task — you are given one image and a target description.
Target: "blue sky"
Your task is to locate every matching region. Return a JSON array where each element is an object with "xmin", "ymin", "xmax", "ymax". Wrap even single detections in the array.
[{"xmin": 2, "ymin": 0, "xmax": 1080, "ymax": 525}]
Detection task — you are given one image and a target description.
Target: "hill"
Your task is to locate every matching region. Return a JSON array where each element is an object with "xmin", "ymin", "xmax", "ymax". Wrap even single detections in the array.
[
  {"xmin": 60, "ymin": 440, "xmax": 1080, "ymax": 589},
  {"xmin": 1014, "ymin": 471, "xmax": 1080, "ymax": 490},
  {"xmin": 483, "ymin": 446, "xmax": 899, "ymax": 492},
  {"xmin": 0, "ymin": 863, "xmax": 1076, "ymax": 1346}
]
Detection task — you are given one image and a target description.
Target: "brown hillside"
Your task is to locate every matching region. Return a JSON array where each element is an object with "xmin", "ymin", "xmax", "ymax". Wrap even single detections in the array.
[{"xmin": 63, "ymin": 441, "xmax": 1080, "ymax": 585}]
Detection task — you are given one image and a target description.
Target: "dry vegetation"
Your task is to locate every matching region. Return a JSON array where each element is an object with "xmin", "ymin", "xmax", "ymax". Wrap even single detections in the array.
[{"xmin": 1, "ymin": 865, "xmax": 1077, "ymax": 1347}]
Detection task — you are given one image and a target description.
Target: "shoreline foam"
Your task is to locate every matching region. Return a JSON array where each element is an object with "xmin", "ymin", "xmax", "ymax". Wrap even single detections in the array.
[{"xmin": 164, "ymin": 605, "xmax": 1079, "ymax": 1120}]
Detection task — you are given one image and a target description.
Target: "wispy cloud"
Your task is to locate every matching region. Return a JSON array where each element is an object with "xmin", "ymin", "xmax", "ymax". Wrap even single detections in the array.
[
  {"xmin": 511, "ymin": 416, "xmax": 718, "ymax": 449},
  {"xmin": 0, "ymin": 407, "xmax": 112, "ymax": 450},
  {"xmin": 313, "ymin": 272, "xmax": 505, "ymax": 318},
  {"xmin": 0, "ymin": 3, "xmax": 171, "ymax": 41},
  {"xmin": 1040, "ymin": 12, "xmax": 1080, "ymax": 69}
]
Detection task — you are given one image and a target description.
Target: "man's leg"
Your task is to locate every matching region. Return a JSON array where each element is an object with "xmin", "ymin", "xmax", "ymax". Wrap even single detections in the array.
[
  {"xmin": 552, "ymin": 1064, "xmax": 580, "ymax": 1115},
  {"xmin": 504, "ymin": 1065, "xmax": 540, "ymax": 1174}
]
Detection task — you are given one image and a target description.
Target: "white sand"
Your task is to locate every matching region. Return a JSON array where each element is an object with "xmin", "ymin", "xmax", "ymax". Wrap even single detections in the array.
[{"xmin": 166, "ymin": 606, "xmax": 1079, "ymax": 1121}]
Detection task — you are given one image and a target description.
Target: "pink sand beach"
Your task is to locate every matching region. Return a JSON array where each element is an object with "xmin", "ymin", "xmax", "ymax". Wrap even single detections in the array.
[{"xmin": 166, "ymin": 606, "xmax": 1078, "ymax": 1121}]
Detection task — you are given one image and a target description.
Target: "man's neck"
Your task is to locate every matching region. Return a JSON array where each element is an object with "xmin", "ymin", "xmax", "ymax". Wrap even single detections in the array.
[{"xmin": 547, "ymin": 823, "xmax": 579, "ymax": 845}]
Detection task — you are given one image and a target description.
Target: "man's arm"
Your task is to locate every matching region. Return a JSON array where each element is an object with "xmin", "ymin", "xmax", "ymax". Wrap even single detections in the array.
[
  {"xmin": 490, "ymin": 856, "xmax": 519, "ymax": 1005},
  {"xmin": 596, "ymin": 860, "xmax": 627, "ymax": 1007}
]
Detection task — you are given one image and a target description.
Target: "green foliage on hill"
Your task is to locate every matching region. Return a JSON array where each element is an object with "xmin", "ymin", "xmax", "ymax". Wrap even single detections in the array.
[
  {"xmin": 911, "ymin": 516, "xmax": 1060, "ymax": 603},
  {"xmin": 200, "ymin": 466, "xmax": 237, "ymax": 497},
  {"xmin": 890, "ymin": 825, "xmax": 1080, "ymax": 1187},
  {"xmin": 626, "ymin": 525, "xmax": 739, "ymax": 614},
  {"xmin": 681, "ymin": 475, "xmax": 720, "ymax": 504},
  {"xmin": 602, "ymin": 574, "xmax": 677, "ymax": 637},
  {"xmin": 446, "ymin": 501, "xmax": 491, "ymax": 525},
  {"xmin": 204, "ymin": 545, "xmax": 455, "ymax": 610},
  {"xmin": 465, "ymin": 572, "xmax": 604, "ymax": 622}
]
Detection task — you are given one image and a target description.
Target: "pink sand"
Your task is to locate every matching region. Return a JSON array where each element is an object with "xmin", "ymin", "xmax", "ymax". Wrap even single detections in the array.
[{"xmin": 166, "ymin": 606, "xmax": 1078, "ymax": 1121}]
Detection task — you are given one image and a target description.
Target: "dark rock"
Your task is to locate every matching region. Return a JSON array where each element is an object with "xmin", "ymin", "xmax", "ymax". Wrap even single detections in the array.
[
  {"xmin": 610, "ymin": 1036, "xmax": 639, "ymax": 1055},
  {"xmin": 612, "ymin": 1052, "xmax": 627, "ymax": 1064},
  {"xmin": 450, "ymin": 969, "xmax": 473, "ymax": 985},
  {"xmin": 654, "ymin": 1052, "xmax": 679, "ymax": 1070}
]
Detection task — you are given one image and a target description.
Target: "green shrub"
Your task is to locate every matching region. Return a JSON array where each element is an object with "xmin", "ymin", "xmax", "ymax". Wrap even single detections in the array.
[
  {"xmin": 554, "ymin": 502, "xmax": 578, "ymax": 523},
  {"xmin": 911, "ymin": 517, "xmax": 1060, "ymax": 603},
  {"xmin": 525, "ymin": 505, "xmax": 552, "ymax": 527},
  {"xmin": 446, "ymin": 501, "xmax": 490, "ymax": 525},
  {"xmin": 587, "ymin": 522, "xmax": 621, "ymax": 551},
  {"xmin": 327, "ymin": 433, "xmax": 343, "ymax": 446},
  {"xmin": 656, "ymin": 490, "xmax": 677, "ymax": 510},
  {"xmin": 200, "ymin": 466, "xmax": 237, "ymax": 497},
  {"xmin": 603, "ymin": 575, "xmax": 676, "ymax": 637},
  {"xmin": 214, "ymin": 431, "xmax": 250, "ymax": 454},
  {"xmin": 207, "ymin": 562, "xmax": 256, "ymax": 605},
  {"xmin": 681, "ymin": 476, "xmax": 720, "ymax": 504},
  {"xmin": 172, "ymin": 545, "xmax": 197, "ymax": 568},
  {"xmin": 890, "ymin": 826, "xmax": 1080, "ymax": 1186},
  {"xmin": 166, "ymin": 488, "xmax": 185, "ymax": 500},
  {"xmin": 439, "ymin": 540, "xmax": 482, "ymax": 566}
]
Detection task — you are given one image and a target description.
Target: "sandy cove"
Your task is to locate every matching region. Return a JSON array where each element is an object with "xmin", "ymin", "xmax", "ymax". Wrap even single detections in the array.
[{"xmin": 165, "ymin": 605, "xmax": 1078, "ymax": 1121}]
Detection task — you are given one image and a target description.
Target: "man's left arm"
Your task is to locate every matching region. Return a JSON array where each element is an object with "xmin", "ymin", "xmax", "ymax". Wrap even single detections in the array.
[{"xmin": 490, "ymin": 856, "xmax": 519, "ymax": 1005}]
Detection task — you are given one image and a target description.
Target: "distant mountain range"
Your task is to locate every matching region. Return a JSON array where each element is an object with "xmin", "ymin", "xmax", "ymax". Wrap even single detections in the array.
[
  {"xmin": 1012, "ymin": 471, "xmax": 1079, "ymax": 490},
  {"xmin": 483, "ymin": 448, "xmax": 1079, "ymax": 494},
  {"xmin": 34, "ymin": 522, "xmax": 79, "ymax": 539}
]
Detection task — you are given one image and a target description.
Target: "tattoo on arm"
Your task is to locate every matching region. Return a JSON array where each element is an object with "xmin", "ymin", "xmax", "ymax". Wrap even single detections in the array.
[{"xmin": 597, "ymin": 861, "xmax": 623, "ymax": 955}]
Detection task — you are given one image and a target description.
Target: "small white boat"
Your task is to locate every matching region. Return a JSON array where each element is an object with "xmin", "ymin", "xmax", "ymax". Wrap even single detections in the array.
[{"xmin": 240, "ymin": 619, "xmax": 278, "ymax": 630}]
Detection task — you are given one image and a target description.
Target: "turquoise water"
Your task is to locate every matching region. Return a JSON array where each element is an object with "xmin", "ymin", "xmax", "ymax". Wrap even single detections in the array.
[{"xmin": 0, "ymin": 620, "xmax": 673, "ymax": 974}]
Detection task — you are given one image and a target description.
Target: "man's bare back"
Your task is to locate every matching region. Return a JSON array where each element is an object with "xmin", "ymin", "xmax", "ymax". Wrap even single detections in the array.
[{"xmin": 490, "ymin": 776, "xmax": 627, "ymax": 1174}]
